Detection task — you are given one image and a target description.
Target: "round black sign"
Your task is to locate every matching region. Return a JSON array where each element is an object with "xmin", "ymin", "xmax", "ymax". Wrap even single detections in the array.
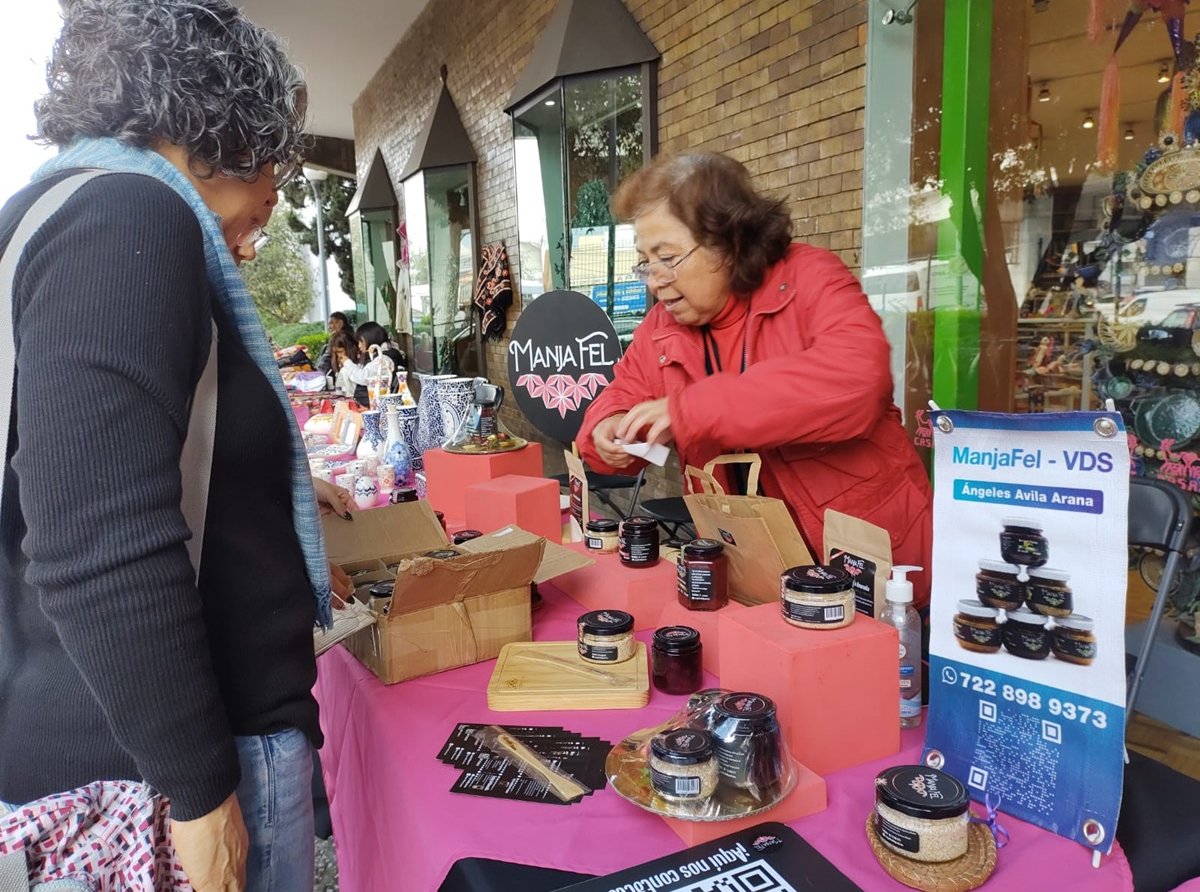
[{"xmin": 506, "ymin": 290, "xmax": 622, "ymax": 443}]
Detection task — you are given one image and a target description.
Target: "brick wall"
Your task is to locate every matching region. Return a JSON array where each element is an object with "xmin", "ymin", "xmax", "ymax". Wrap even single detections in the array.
[{"xmin": 353, "ymin": 0, "xmax": 866, "ymax": 500}]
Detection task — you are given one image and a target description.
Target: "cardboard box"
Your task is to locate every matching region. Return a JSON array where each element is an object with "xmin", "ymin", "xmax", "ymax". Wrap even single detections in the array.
[{"xmin": 323, "ymin": 502, "xmax": 591, "ymax": 684}]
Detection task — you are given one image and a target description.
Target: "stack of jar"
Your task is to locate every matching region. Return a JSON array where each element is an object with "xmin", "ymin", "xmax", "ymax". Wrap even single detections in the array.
[
  {"xmin": 646, "ymin": 690, "xmax": 787, "ymax": 810},
  {"xmin": 953, "ymin": 518, "xmax": 1095, "ymax": 666}
]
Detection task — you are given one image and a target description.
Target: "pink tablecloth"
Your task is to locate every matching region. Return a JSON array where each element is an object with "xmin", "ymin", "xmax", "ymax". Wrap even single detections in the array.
[{"xmin": 315, "ymin": 583, "xmax": 1137, "ymax": 892}]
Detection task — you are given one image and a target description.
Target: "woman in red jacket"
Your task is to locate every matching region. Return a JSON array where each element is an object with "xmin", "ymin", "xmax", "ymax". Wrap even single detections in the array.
[{"xmin": 578, "ymin": 152, "xmax": 933, "ymax": 608}]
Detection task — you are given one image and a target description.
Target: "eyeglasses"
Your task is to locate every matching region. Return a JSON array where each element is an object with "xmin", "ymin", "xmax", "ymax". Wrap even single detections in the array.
[
  {"xmin": 631, "ymin": 245, "xmax": 700, "ymax": 285},
  {"xmin": 273, "ymin": 157, "xmax": 304, "ymax": 189},
  {"xmin": 235, "ymin": 225, "xmax": 269, "ymax": 251}
]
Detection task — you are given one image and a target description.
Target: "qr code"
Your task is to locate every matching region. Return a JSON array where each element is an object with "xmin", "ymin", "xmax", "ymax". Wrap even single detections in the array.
[{"xmin": 675, "ymin": 860, "xmax": 797, "ymax": 892}]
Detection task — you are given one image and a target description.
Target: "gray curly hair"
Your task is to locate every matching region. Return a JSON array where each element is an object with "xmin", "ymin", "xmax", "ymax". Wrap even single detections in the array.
[{"xmin": 36, "ymin": 0, "xmax": 309, "ymax": 181}]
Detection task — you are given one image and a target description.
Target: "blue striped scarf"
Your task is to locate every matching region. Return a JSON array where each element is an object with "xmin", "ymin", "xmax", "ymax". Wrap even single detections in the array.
[{"xmin": 36, "ymin": 138, "xmax": 332, "ymax": 628}]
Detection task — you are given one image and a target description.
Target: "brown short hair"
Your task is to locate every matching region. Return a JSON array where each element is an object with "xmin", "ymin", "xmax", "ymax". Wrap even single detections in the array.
[{"xmin": 612, "ymin": 152, "xmax": 792, "ymax": 295}]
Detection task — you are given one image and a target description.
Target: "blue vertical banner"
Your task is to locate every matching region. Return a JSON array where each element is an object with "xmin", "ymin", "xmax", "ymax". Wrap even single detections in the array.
[{"xmin": 925, "ymin": 411, "xmax": 1128, "ymax": 855}]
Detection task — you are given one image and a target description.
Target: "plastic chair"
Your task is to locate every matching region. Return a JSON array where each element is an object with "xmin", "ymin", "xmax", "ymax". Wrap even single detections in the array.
[
  {"xmin": 1126, "ymin": 476, "xmax": 1192, "ymax": 715},
  {"xmin": 639, "ymin": 495, "xmax": 696, "ymax": 542},
  {"xmin": 550, "ymin": 464, "xmax": 647, "ymax": 521}
]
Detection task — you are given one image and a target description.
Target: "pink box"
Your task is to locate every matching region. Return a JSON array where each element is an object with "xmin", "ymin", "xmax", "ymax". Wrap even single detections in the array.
[
  {"xmin": 662, "ymin": 759, "xmax": 826, "ymax": 845},
  {"xmin": 718, "ymin": 603, "xmax": 900, "ymax": 776},
  {"xmin": 465, "ymin": 475, "xmax": 562, "ymax": 543},
  {"xmin": 553, "ymin": 542, "xmax": 678, "ymax": 631},
  {"xmin": 656, "ymin": 597, "xmax": 745, "ymax": 676},
  {"xmin": 422, "ymin": 443, "xmax": 543, "ymax": 521}
]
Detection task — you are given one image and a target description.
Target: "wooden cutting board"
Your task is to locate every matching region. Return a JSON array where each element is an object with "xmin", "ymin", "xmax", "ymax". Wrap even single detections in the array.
[{"xmin": 487, "ymin": 640, "xmax": 649, "ymax": 711}]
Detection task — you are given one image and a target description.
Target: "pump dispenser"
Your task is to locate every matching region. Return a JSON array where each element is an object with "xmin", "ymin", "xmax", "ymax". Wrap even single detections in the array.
[{"xmin": 881, "ymin": 565, "xmax": 923, "ymax": 729}]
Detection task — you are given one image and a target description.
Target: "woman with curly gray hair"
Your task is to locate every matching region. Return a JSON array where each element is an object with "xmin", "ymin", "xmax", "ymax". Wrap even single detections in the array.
[{"xmin": 0, "ymin": 1, "xmax": 342, "ymax": 889}]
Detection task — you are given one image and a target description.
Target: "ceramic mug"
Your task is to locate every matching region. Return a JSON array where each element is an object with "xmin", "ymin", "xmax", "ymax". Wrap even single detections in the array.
[{"xmin": 335, "ymin": 472, "xmax": 357, "ymax": 494}]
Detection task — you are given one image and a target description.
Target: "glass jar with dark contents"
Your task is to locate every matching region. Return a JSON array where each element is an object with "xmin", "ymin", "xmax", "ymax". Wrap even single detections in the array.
[
  {"xmin": 424, "ymin": 548, "xmax": 462, "ymax": 560},
  {"xmin": 390, "ymin": 486, "xmax": 419, "ymax": 504},
  {"xmin": 619, "ymin": 516, "xmax": 660, "ymax": 567},
  {"xmin": 677, "ymin": 539, "xmax": 729, "ymax": 610},
  {"xmin": 999, "ymin": 517, "xmax": 1048, "ymax": 571},
  {"xmin": 709, "ymin": 692, "xmax": 784, "ymax": 793},
  {"xmin": 975, "ymin": 560, "xmax": 1025, "ymax": 610},
  {"xmin": 452, "ymin": 529, "xmax": 483, "ymax": 545},
  {"xmin": 1026, "ymin": 568, "xmax": 1072, "ymax": 618},
  {"xmin": 1001, "ymin": 609, "xmax": 1051, "ymax": 660},
  {"xmin": 953, "ymin": 600, "xmax": 1001, "ymax": 654},
  {"xmin": 651, "ymin": 626, "xmax": 703, "ymax": 695},
  {"xmin": 1052, "ymin": 614, "xmax": 1097, "ymax": 665}
]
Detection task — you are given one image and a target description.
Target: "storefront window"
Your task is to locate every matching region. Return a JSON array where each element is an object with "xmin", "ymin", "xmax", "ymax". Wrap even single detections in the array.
[
  {"xmin": 513, "ymin": 66, "xmax": 654, "ymax": 348},
  {"xmin": 403, "ymin": 167, "xmax": 477, "ymax": 375}
]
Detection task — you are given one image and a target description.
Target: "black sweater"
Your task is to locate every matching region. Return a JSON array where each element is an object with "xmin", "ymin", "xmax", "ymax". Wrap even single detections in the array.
[{"xmin": 0, "ymin": 173, "xmax": 320, "ymax": 820}]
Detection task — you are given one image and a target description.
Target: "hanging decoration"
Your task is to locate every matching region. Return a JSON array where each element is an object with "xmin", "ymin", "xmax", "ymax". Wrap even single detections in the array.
[{"xmin": 1097, "ymin": 0, "xmax": 1191, "ymax": 172}]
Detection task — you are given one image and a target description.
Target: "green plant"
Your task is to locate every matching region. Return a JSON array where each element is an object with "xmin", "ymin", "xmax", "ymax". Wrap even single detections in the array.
[
  {"xmin": 296, "ymin": 332, "xmax": 330, "ymax": 355},
  {"xmin": 267, "ymin": 321, "xmax": 326, "ymax": 346}
]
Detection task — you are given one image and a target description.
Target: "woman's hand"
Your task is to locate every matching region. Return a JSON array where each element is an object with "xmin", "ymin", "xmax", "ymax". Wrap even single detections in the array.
[
  {"xmin": 616, "ymin": 398, "xmax": 673, "ymax": 447},
  {"xmin": 591, "ymin": 413, "xmax": 634, "ymax": 469},
  {"xmin": 312, "ymin": 476, "xmax": 355, "ymax": 519},
  {"xmin": 171, "ymin": 794, "xmax": 248, "ymax": 892},
  {"xmin": 329, "ymin": 561, "xmax": 353, "ymax": 607}
]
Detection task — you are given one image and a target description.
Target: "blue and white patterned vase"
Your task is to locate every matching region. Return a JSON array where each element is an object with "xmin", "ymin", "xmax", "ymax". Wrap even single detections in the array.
[
  {"xmin": 398, "ymin": 404, "xmax": 422, "ymax": 471},
  {"xmin": 436, "ymin": 377, "xmax": 479, "ymax": 447},
  {"xmin": 415, "ymin": 373, "xmax": 455, "ymax": 452},
  {"xmin": 383, "ymin": 404, "xmax": 413, "ymax": 487},
  {"xmin": 356, "ymin": 409, "xmax": 386, "ymax": 461}
]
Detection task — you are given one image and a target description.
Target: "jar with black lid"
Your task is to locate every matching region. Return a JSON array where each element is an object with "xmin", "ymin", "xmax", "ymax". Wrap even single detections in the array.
[
  {"xmin": 390, "ymin": 486, "xmax": 418, "ymax": 504},
  {"xmin": 874, "ymin": 766, "xmax": 970, "ymax": 863},
  {"xmin": 577, "ymin": 609, "xmax": 636, "ymax": 663},
  {"xmin": 709, "ymin": 692, "xmax": 784, "ymax": 792},
  {"xmin": 975, "ymin": 560, "xmax": 1025, "ymax": 610},
  {"xmin": 424, "ymin": 548, "xmax": 462, "ymax": 560},
  {"xmin": 1052, "ymin": 614, "xmax": 1097, "ymax": 665},
  {"xmin": 367, "ymin": 579, "xmax": 395, "ymax": 614},
  {"xmin": 780, "ymin": 564, "xmax": 854, "ymax": 629},
  {"xmin": 999, "ymin": 517, "xmax": 1048, "ymax": 574},
  {"xmin": 677, "ymin": 539, "xmax": 729, "ymax": 610},
  {"xmin": 585, "ymin": 519, "xmax": 619, "ymax": 554},
  {"xmin": 452, "ymin": 529, "xmax": 483, "ymax": 545},
  {"xmin": 651, "ymin": 626, "xmax": 704, "ymax": 695},
  {"xmin": 648, "ymin": 728, "xmax": 719, "ymax": 803},
  {"xmin": 619, "ymin": 516, "xmax": 660, "ymax": 567},
  {"xmin": 1001, "ymin": 608, "xmax": 1051, "ymax": 660}
]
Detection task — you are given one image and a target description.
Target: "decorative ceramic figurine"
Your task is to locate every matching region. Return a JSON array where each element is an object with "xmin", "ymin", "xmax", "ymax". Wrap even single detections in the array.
[{"xmin": 353, "ymin": 475, "xmax": 379, "ymax": 510}]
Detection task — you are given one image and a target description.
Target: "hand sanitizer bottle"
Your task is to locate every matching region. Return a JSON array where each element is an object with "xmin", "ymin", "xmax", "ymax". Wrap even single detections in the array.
[{"xmin": 881, "ymin": 565, "xmax": 923, "ymax": 729}]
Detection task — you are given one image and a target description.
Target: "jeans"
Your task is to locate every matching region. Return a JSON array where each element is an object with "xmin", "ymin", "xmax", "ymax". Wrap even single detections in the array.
[{"xmin": 236, "ymin": 728, "xmax": 315, "ymax": 892}]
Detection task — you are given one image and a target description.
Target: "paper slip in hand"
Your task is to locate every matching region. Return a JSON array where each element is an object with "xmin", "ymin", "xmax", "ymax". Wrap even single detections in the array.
[
  {"xmin": 618, "ymin": 440, "xmax": 670, "ymax": 466},
  {"xmin": 313, "ymin": 598, "xmax": 376, "ymax": 657}
]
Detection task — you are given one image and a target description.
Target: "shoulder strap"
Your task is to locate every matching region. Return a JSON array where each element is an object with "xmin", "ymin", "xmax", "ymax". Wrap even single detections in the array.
[{"xmin": 0, "ymin": 171, "xmax": 217, "ymax": 580}]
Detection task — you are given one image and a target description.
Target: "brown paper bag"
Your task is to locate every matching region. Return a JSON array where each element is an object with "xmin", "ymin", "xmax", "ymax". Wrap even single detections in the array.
[
  {"xmin": 683, "ymin": 454, "xmax": 813, "ymax": 605},
  {"xmin": 822, "ymin": 509, "xmax": 894, "ymax": 619},
  {"xmin": 563, "ymin": 449, "xmax": 589, "ymax": 543}
]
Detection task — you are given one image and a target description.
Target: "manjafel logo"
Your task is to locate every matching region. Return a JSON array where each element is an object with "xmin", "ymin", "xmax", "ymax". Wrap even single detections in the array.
[
  {"xmin": 751, "ymin": 834, "xmax": 782, "ymax": 851},
  {"xmin": 908, "ymin": 772, "xmax": 945, "ymax": 800}
]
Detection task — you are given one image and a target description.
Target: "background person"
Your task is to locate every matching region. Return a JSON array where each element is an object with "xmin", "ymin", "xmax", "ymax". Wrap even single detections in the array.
[
  {"xmin": 578, "ymin": 151, "xmax": 933, "ymax": 608},
  {"xmin": 316, "ymin": 311, "xmax": 353, "ymax": 375},
  {"xmin": 0, "ymin": 1, "xmax": 339, "ymax": 888}
]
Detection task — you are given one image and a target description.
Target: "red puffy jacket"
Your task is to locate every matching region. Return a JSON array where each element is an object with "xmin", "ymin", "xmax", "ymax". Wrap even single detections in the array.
[{"xmin": 577, "ymin": 244, "xmax": 933, "ymax": 609}]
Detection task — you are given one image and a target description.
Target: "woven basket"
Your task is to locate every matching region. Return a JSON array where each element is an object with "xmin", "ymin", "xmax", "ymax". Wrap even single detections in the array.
[{"xmin": 865, "ymin": 813, "xmax": 997, "ymax": 892}]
